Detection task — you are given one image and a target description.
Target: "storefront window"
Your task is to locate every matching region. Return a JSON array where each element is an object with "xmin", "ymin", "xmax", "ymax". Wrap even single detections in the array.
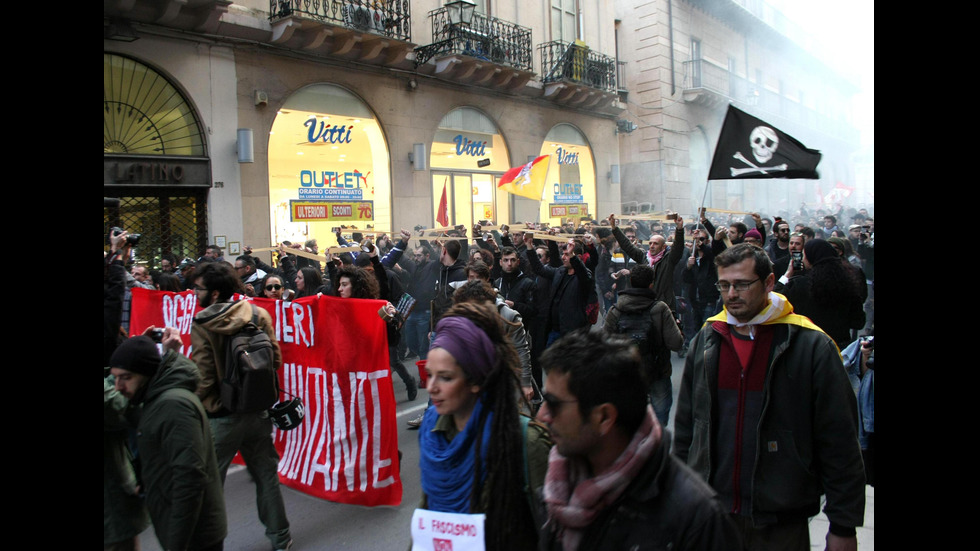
[
  {"xmin": 534, "ymin": 124, "xmax": 595, "ymax": 224},
  {"xmin": 430, "ymin": 108, "xmax": 510, "ymax": 229},
  {"xmin": 268, "ymin": 85, "xmax": 390, "ymax": 247}
]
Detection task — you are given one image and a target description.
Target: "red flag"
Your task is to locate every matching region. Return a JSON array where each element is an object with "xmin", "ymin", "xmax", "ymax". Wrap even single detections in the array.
[{"xmin": 436, "ymin": 180, "xmax": 449, "ymax": 227}]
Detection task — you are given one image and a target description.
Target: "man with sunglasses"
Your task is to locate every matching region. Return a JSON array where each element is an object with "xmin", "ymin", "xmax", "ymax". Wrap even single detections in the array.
[
  {"xmin": 683, "ymin": 226, "xmax": 720, "ymax": 327},
  {"xmin": 535, "ymin": 329, "xmax": 740, "ymax": 551},
  {"xmin": 674, "ymin": 244, "xmax": 865, "ymax": 551},
  {"xmin": 235, "ymin": 254, "xmax": 267, "ymax": 297},
  {"xmin": 765, "ymin": 220, "xmax": 791, "ymax": 264}
]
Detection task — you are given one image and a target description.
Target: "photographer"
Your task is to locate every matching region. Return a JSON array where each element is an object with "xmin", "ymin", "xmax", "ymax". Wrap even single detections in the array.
[{"xmin": 105, "ymin": 229, "xmax": 134, "ymax": 364}]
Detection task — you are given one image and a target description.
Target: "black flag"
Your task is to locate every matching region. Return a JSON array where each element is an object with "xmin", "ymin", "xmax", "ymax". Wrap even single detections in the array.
[{"xmin": 708, "ymin": 105, "xmax": 821, "ymax": 180}]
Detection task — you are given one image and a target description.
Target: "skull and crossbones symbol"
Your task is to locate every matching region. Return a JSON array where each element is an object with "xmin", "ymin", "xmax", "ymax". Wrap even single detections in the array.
[{"xmin": 731, "ymin": 126, "xmax": 787, "ymax": 176}]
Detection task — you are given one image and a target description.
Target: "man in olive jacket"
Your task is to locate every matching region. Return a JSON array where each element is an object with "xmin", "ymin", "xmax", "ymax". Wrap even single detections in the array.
[{"xmin": 110, "ymin": 331, "xmax": 226, "ymax": 551}]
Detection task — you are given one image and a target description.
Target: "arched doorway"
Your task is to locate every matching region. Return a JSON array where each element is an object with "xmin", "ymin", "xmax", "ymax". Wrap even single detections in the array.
[
  {"xmin": 103, "ymin": 52, "xmax": 210, "ymax": 269},
  {"xmin": 429, "ymin": 107, "xmax": 511, "ymax": 229},
  {"xmin": 533, "ymin": 124, "xmax": 596, "ymax": 225}
]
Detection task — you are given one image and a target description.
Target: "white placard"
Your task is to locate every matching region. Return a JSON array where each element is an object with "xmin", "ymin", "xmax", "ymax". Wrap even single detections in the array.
[{"xmin": 411, "ymin": 508, "xmax": 486, "ymax": 551}]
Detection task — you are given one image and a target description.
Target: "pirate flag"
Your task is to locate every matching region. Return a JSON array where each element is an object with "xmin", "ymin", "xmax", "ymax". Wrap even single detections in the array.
[{"xmin": 708, "ymin": 105, "xmax": 821, "ymax": 180}]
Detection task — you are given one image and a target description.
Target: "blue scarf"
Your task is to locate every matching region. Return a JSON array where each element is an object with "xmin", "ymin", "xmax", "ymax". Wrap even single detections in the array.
[{"xmin": 418, "ymin": 400, "xmax": 493, "ymax": 513}]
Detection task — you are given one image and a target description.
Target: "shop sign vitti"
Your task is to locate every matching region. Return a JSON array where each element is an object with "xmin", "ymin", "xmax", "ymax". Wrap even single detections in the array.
[
  {"xmin": 305, "ymin": 116, "xmax": 354, "ymax": 144},
  {"xmin": 555, "ymin": 146, "xmax": 579, "ymax": 165},
  {"xmin": 453, "ymin": 134, "xmax": 487, "ymax": 157}
]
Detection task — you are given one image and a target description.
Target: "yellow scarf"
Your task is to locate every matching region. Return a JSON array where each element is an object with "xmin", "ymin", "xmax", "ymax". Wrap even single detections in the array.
[{"xmin": 707, "ymin": 292, "xmax": 826, "ymax": 333}]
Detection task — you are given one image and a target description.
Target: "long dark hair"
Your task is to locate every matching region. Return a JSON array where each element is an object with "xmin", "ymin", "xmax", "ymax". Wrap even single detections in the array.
[
  {"xmin": 155, "ymin": 272, "xmax": 183, "ymax": 292},
  {"xmin": 805, "ymin": 239, "xmax": 861, "ymax": 303},
  {"xmin": 296, "ymin": 267, "xmax": 323, "ymax": 298},
  {"xmin": 442, "ymin": 301, "xmax": 536, "ymax": 551}
]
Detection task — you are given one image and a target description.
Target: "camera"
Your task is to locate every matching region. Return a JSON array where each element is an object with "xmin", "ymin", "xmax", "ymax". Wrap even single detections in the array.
[
  {"xmin": 110, "ymin": 227, "xmax": 141, "ymax": 246},
  {"xmin": 149, "ymin": 328, "xmax": 165, "ymax": 343}
]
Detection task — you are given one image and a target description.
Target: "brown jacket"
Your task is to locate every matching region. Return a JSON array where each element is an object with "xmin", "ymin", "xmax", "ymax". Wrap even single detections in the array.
[{"xmin": 191, "ymin": 300, "xmax": 282, "ymax": 414}]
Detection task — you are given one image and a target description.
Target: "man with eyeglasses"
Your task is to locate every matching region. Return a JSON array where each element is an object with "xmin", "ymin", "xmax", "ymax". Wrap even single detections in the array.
[
  {"xmin": 674, "ymin": 244, "xmax": 865, "ymax": 551},
  {"xmin": 535, "ymin": 329, "xmax": 741, "ymax": 551}
]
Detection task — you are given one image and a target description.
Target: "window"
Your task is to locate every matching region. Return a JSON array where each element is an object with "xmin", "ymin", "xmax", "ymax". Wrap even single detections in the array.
[
  {"xmin": 551, "ymin": 0, "xmax": 577, "ymax": 42},
  {"xmin": 690, "ymin": 39, "xmax": 702, "ymax": 88}
]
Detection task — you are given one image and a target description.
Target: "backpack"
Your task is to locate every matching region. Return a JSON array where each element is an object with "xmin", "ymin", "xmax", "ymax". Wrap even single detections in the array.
[
  {"xmin": 221, "ymin": 304, "xmax": 279, "ymax": 413},
  {"xmin": 614, "ymin": 305, "xmax": 664, "ymax": 382}
]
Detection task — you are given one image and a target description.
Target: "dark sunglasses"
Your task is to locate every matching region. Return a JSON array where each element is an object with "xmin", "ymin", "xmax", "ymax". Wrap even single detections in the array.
[
  {"xmin": 265, "ymin": 284, "xmax": 283, "ymax": 291},
  {"xmin": 541, "ymin": 392, "xmax": 578, "ymax": 414}
]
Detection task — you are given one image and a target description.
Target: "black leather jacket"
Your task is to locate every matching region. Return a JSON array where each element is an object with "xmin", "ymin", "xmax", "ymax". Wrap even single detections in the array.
[{"xmin": 540, "ymin": 435, "xmax": 742, "ymax": 551}]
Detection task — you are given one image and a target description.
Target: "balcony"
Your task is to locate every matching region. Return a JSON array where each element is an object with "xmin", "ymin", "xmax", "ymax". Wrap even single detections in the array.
[
  {"xmin": 268, "ymin": 0, "xmax": 414, "ymax": 65},
  {"xmin": 680, "ymin": 58, "xmax": 744, "ymax": 108},
  {"xmin": 414, "ymin": 8, "xmax": 534, "ymax": 90},
  {"xmin": 538, "ymin": 41, "xmax": 620, "ymax": 110},
  {"xmin": 681, "ymin": 58, "xmax": 858, "ymax": 143},
  {"xmin": 104, "ymin": 0, "xmax": 233, "ymax": 36}
]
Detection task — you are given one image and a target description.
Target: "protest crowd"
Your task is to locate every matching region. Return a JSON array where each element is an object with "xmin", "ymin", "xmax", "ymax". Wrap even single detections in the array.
[{"xmin": 105, "ymin": 203, "xmax": 874, "ymax": 551}]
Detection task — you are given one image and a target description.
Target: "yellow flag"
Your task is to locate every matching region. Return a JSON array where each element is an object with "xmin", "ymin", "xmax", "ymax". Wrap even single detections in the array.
[{"xmin": 497, "ymin": 155, "xmax": 549, "ymax": 200}]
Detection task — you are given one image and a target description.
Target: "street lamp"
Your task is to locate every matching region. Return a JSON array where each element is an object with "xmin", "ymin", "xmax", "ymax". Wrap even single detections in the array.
[{"xmin": 445, "ymin": 0, "xmax": 476, "ymax": 26}]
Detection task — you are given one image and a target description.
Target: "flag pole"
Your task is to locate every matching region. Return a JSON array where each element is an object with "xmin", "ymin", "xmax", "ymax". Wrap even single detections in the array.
[{"xmin": 692, "ymin": 179, "xmax": 711, "ymax": 258}]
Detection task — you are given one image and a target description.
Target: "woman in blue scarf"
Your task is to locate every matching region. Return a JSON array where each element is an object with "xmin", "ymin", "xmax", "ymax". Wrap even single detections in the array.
[{"xmin": 418, "ymin": 301, "xmax": 549, "ymax": 551}]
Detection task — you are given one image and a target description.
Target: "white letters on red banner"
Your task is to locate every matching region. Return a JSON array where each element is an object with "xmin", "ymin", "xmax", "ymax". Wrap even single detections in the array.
[{"xmin": 129, "ymin": 288, "xmax": 402, "ymax": 506}]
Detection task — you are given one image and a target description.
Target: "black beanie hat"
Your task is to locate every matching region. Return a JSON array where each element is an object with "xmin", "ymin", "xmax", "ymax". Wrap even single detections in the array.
[{"xmin": 110, "ymin": 336, "xmax": 160, "ymax": 377}]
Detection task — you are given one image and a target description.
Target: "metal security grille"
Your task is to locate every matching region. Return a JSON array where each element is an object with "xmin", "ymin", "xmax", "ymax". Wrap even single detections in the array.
[{"xmin": 104, "ymin": 189, "xmax": 208, "ymax": 271}]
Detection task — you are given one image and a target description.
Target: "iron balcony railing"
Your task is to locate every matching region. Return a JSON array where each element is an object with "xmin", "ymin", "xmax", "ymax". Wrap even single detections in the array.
[
  {"xmin": 415, "ymin": 7, "xmax": 532, "ymax": 71},
  {"xmin": 682, "ymin": 58, "xmax": 749, "ymax": 98},
  {"xmin": 538, "ymin": 41, "xmax": 617, "ymax": 92},
  {"xmin": 617, "ymin": 60, "xmax": 627, "ymax": 93},
  {"xmin": 681, "ymin": 58, "xmax": 858, "ymax": 143},
  {"xmin": 270, "ymin": 0, "xmax": 411, "ymax": 42}
]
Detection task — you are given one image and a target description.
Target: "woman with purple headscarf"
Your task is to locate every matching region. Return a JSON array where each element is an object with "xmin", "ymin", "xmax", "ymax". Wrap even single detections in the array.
[{"xmin": 417, "ymin": 302, "xmax": 551, "ymax": 551}]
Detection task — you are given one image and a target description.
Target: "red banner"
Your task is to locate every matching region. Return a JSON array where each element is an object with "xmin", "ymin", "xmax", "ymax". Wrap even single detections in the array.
[{"xmin": 129, "ymin": 287, "xmax": 402, "ymax": 507}]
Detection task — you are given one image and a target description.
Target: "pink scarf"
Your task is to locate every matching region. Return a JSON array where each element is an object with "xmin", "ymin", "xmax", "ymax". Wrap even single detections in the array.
[
  {"xmin": 544, "ymin": 405, "xmax": 662, "ymax": 551},
  {"xmin": 647, "ymin": 248, "xmax": 667, "ymax": 266}
]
